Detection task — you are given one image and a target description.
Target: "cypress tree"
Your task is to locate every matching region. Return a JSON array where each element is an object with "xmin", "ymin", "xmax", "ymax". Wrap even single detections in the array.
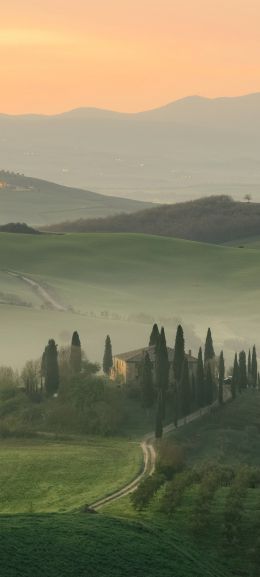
[
  {"xmin": 205, "ymin": 363, "xmax": 214, "ymax": 405},
  {"xmin": 173, "ymin": 325, "xmax": 185, "ymax": 384},
  {"xmin": 191, "ymin": 373, "xmax": 196, "ymax": 411},
  {"xmin": 248, "ymin": 349, "xmax": 252, "ymax": 385},
  {"xmin": 172, "ymin": 381, "xmax": 179, "ymax": 427},
  {"xmin": 70, "ymin": 331, "xmax": 82, "ymax": 374},
  {"xmin": 149, "ymin": 323, "xmax": 160, "ymax": 347},
  {"xmin": 252, "ymin": 345, "xmax": 257, "ymax": 389},
  {"xmin": 155, "ymin": 328, "xmax": 169, "ymax": 416},
  {"xmin": 238, "ymin": 351, "xmax": 247, "ymax": 391},
  {"xmin": 141, "ymin": 353, "xmax": 154, "ymax": 409},
  {"xmin": 231, "ymin": 353, "xmax": 238, "ymax": 399},
  {"xmin": 196, "ymin": 347, "xmax": 205, "ymax": 408},
  {"xmin": 218, "ymin": 350, "xmax": 225, "ymax": 405},
  {"xmin": 180, "ymin": 357, "xmax": 191, "ymax": 417},
  {"xmin": 103, "ymin": 335, "xmax": 113, "ymax": 376},
  {"xmin": 44, "ymin": 339, "xmax": 59, "ymax": 397},
  {"xmin": 155, "ymin": 391, "xmax": 163, "ymax": 439},
  {"xmin": 41, "ymin": 349, "xmax": 46, "ymax": 391},
  {"xmin": 204, "ymin": 328, "xmax": 215, "ymax": 363}
]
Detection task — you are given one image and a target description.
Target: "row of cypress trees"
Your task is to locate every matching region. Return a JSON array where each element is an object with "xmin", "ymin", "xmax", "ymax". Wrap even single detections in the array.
[
  {"xmin": 142, "ymin": 324, "xmax": 219, "ymax": 438},
  {"xmin": 231, "ymin": 346, "xmax": 258, "ymax": 398}
]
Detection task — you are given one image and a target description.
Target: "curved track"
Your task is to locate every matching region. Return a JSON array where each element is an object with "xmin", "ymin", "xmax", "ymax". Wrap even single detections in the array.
[{"xmin": 91, "ymin": 405, "xmax": 214, "ymax": 511}]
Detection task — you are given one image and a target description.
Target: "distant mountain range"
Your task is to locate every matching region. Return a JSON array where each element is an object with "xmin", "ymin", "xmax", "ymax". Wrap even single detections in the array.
[
  {"xmin": 0, "ymin": 171, "xmax": 153, "ymax": 226},
  {"xmin": 1, "ymin": 93, "xmax": 260, "ymax": 203},
  {"xmin": 44, "ymin": 195, "xmax": 260, "ymax": 244}
]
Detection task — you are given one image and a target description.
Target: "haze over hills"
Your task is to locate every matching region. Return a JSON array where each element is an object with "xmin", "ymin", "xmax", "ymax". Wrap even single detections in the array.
[
  {"xmin": 0, "ymin": 171, "xmax": 153, "ymax": 226},
  {"xmin": 0, "ymin": 93, "xmax": 260, "ymax": 203},
  {"xmin": 44, "ymin": 195, "xmax": 260, "ymax": 245}
]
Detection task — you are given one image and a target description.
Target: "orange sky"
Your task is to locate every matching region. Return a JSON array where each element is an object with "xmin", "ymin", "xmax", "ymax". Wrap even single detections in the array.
[{"xmin": 1, "ymin": 0, "xmax": 260, "ymax": 114}]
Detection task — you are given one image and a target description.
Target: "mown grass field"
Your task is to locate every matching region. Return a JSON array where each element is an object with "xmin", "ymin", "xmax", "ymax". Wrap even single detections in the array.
[
  {"xmin": 0, "ymin": 437, "xmax": 141, "ymax": 513},
  {"xmin": 0, "ymin": 514, "xmax": 229, "ymax": 577},
  {"xmin": 1, "ymin": 232, "xmax": 260, "ymax": 367}
]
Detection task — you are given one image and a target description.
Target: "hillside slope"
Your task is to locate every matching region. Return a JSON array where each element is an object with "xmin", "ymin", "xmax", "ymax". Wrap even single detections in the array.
[
  {"xmin": 0, "ymin": 171, "xmax": 153, "ymax": 226},
  {"xmin": 1, "ymin": 232, "xmax": 260, "ymax": 368},
  {"xmin": 44, "ymin": 195, "xmax": 260, "ymax": 244}
]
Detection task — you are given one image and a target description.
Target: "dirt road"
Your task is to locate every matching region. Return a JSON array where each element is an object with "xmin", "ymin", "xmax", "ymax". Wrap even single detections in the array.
[
  {"xmin": 90, "ymin": 404, "xmax": 214, "ymax": 511},
  {"xmin": 8, "ymin": 271, "xmax": 67, "ymax": 311}
]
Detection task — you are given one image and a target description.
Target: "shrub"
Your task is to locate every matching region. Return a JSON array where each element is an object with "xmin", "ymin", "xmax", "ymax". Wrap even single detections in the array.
[
  {"xmin": 156, "ymin": 441, "xmax": 186, "ymax": 479},
  {"xmin": 131, "ymin": 473, "xmax": 166, "ymax": 511}
]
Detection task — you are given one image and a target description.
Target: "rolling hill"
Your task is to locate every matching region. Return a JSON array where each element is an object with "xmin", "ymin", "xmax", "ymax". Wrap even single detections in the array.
[
  {"xmin": 0, "ymin": 514, "xmax": 228, "ymax": 577},
  {"xmin": 1, "ymin": 93, "xmax": 260, "ymax": 203},
  {"xmin": 44, "ymin": 195, "xmax": 260, "ymax": 244},
  {"xmin": 1, "ymin": 232, "xmax": 260, "ymax": 369},
  {"xmin": 0, "ymin": 171, "xmax": 153, "ymax": 226}
]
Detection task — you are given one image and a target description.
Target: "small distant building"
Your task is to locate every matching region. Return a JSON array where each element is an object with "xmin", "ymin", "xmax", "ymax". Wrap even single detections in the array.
[{"xmin": 111, "ymin": 345, "xmax": 198, "ymax": 386}]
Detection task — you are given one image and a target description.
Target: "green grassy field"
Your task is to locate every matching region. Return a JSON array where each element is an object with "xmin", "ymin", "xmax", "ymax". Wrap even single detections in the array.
[
  {"xmin": 1, "ymin": 231, "xmax": 260, "ymax": 368},
  {"xmin": 0, "ymin": 514, "xmax": 229, "ymax": 577},
  {"xmin": 102, "ymin": 392, "xmax": 260, "ymax": 577},
  {"xmin": 169, "ymin": 390, "xmax": 260, "ymax": 467},
  {"xmin": 0, "ymin": 437, "xmax": 141, "ymax": 513}
]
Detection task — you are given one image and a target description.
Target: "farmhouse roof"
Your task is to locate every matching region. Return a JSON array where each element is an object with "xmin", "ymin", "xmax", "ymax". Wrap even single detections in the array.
[{"xmin": 114, "ymin": 345, "xmax": 197, "ymax": 363}]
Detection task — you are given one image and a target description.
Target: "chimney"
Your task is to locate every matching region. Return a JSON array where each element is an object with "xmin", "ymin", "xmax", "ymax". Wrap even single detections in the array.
[{"xmin": 189, "ymin": 349, "xmax": 192, "ymax": 357}]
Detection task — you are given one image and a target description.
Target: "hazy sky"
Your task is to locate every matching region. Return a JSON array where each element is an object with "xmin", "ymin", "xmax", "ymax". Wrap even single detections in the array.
[{"xmin": 1, "ymin": 0, "xmax": 260, "ymax": 113}]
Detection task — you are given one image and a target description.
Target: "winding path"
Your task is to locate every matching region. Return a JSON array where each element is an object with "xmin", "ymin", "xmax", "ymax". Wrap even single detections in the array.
[
  {"xmin": 90, "ymin": 404, "xmax": 214, "ymax": 511},
  {"xmin": 7, "ymin": 271, "xmax": 67, "ymax": 311}
]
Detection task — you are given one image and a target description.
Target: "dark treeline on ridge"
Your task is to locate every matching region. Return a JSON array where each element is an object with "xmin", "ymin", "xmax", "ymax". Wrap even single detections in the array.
[
  {"xmin": 44, "ymin": 195, "xmax": 260, "ymax": 244},
  {"xmin": 0, "ymin": 223, "xmax": 40, "ymax": 234}
]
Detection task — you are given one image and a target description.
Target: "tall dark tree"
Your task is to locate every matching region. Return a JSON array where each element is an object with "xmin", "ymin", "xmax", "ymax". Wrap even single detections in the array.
[
  {"xmin": 173, "ymin": 325, "xmax": 185, "ymax": 384},
  {"xmin": 180, "ymin": 357, "xmax": 191, "ymax": 417},
  {"xmin": 252, "ymin": 345, "xmax": 257, "ymax": 389},
  {"xmin": 196, "ymin": 347, "xmax": 205, "ymax": 408},
  {"xmin": 44, "ymin": 339, "xmax": 59, "ymax": 397},
  {"xmin": 149, "ymin": 323, "xmax": 160, "ymax": 347},
  {"xmin": 191, "ymin": 373, "xmax": 197, "ymax": 412},
  {"xmin": 218, "ymin": 350, "xmax": 225, "ymax": 405},
  {"xmin": 41, "ymin": 349, "xmax": 46, "ymax": 391},
  {"xmin": 70, "ymin": 331, "xmax": 82, "ymax": 373},
  {"xmin": 204, "ymin": 328, "xmax": 215, "ymax": 363},
  {"xmin": 140, "ymin": 352, "xmax": 154, "ymax": 409},
  {"xmin": 155, "ymin": 328, "xmax": 169, "ymax": 416},
  {"xmin": 231, "ymin": 353, "xmax": 239, "ymax": 399},
  {"xmin": 238, "ymin": 351, "xmax": 247, "ymax": 391},
  {"xmin": 205, "ymin": 363, "xmax": 214, "ymax": 405},
  {"xmin": 248, "ymin": 349, "xmax": 252, "ymax": 385},
  {"xmin": 103, "ymin": 335, "xmax": 113, "ymax": 376},
  {"xmin": 171, "ymin": 381, "xmax": 179, "ymax": 427},
  {"xmin": 155, "ymin": 391, "xmax": 163, "ymax": 439}
]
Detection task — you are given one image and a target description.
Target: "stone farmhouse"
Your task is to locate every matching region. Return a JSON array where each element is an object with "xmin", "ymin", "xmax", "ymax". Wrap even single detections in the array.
[{"xmin": 111, "ymin": 345, "xmax": 198, "ymax": 386}]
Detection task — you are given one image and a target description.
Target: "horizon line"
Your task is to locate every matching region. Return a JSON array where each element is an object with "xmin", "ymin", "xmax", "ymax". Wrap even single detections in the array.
[{"xmin": 1, "ymin": 91, "xmax": 260, "ymax": 118}]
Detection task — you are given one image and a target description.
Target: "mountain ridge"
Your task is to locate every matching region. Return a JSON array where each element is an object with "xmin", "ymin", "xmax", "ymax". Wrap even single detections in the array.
[
  {"xmin": 1, "ymin": 92, "xmax": 260, "ymax": 202},
  {"xmin": 1, "ymin": 92, "xmax": 260, "ymax": 118}
]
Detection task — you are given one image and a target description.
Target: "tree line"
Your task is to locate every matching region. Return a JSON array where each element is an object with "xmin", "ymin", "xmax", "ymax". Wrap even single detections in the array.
[{"xmin": 137, "ymin": 323, "xmax": 258, "ymax": 439}]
